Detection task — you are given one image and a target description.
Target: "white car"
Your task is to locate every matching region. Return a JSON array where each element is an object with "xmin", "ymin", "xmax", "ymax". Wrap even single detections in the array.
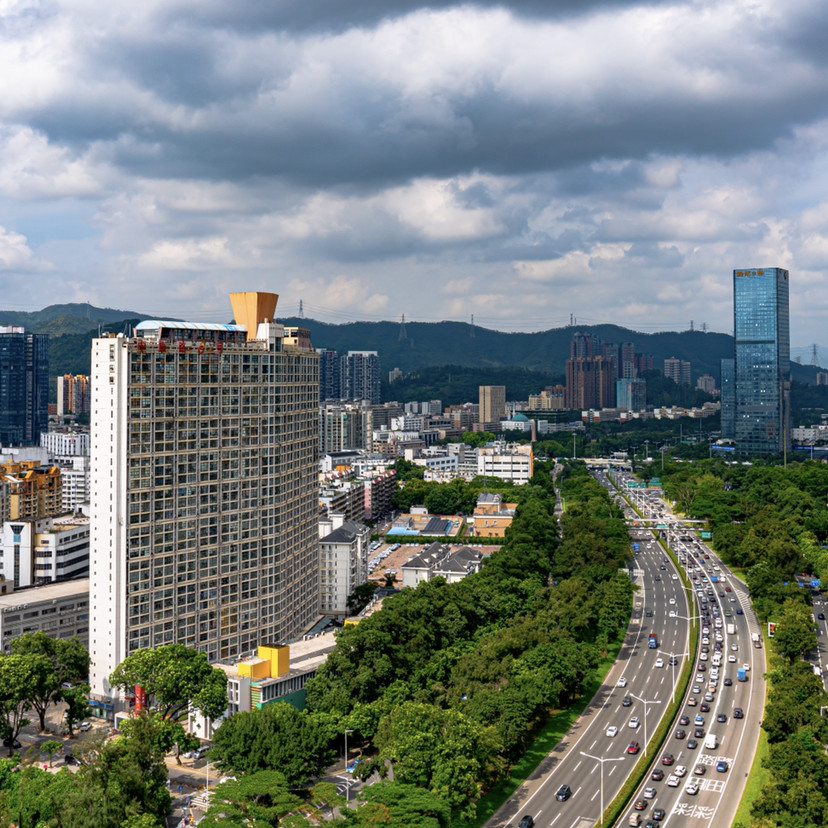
[
  {"xmin": 669, "ymin": 598, "xmax": 676, "ymax": 605},
  {"xmin": 79, "ymin": 721, "xmax": 92, "ymax": 732},
  {"xmin": 728, "ymin": 654, "xmax": 737, "ymax": 662},
  {"xmin": 618, "ymin": 677, "xmax": 628, "ymax": 687},
  {"xmin": 655, "ymin": 658, "xmax": 664, "ymax": 668},
  {"xmin": 674, "ymin": 765, "xmax": 687, "ymax": 777},
  {"xmin": 672, "ymin": 574, "xmax": 678, "ymax": 580},
  {"xmin": 629, "ymin": 716, "xmax": 640, "ymax": 728},
  {"xmin": 667, "ymin": 774, "xmax": 680, "ymax": 787},
  {"xmin": 607, "ymin": 725, "xmax": 618, "ymax": 737},
  {"xmin": 685, "ymin": 782, "xmax": 699, "ymax": 795}
]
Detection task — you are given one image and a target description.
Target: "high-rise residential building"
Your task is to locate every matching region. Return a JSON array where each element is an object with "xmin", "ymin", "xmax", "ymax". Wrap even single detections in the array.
[
  {"xmin": 695, "ymin": 374, "xmax": 717, "ymax": 394},
  {"xmin": 0, "ymin": 327, "xmax": 49, "ymax": 445},
  {"xmin": 616, "ymin": 378, "xmax": 646, "ymax": 411},
  {"xmin": 88, "ymin": 293, "xmax": 320, "ymax": 701},
  {"xmin": 56, "ymin": 375, "xmax": 90, "ymax": 417},
  {"xmin": 663, "ymin": 357, "xmax": 691, "ymax": 385},
  {"xmin": 565, "ymin": 357, "xmax": 616, "ymax": 409},
  {"xmin": 320, "ymin": 400, "xmax": 374, "ymax": 453},
  {"xmin": 340, "ymin": 351, "xmax": 381, "ymax": 404},
  {"xmin": 317, "ymin": 349, "xmax": 341, "ymax": 402},
  {"xmin": 570, "ymin": 331, "xmax": 599, "ymax": 358},
  {"xmin": 479, "ymin": 385, "xmax": 506, "ymax": 427},
  {"xmin": 732, "ymin": 267, "xmax": 790, "ymax": 454}
]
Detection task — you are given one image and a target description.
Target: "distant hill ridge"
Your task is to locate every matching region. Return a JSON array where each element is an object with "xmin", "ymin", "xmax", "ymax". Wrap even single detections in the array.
[{"xmin": 4, "ymin": 303, "xmax": 819, "ymax": 385}]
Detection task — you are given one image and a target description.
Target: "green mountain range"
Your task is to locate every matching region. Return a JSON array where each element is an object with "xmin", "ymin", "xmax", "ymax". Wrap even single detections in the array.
[{"xmin": 4, "ymin": 303, "xmax": 820, "ymax": 387}]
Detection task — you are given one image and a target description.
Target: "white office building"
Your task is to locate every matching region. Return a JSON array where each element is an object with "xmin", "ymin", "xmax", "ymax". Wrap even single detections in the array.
[{"xmin": 89, "ymin": 293, "xmax": 320, "ymax": 703}]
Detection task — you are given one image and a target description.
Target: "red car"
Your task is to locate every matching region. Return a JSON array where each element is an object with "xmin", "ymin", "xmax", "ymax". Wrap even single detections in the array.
[
  {"xmin": 628, "ymin": 741, "xmax": 640, "ymax": 754},
  {"xmin": 661, "ymin": 753, "xmax": 674, "ymax": 765}
]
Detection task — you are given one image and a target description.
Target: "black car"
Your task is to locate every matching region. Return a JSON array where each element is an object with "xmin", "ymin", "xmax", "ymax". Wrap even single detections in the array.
[
  {"xmin": 2, "ymin": 738, "xmax": 21, "ymax": 749},
  {"xmin": 686, "ymin": 738, "xmax": 698, "ymax": 749},
  {"xmin": 65, "ymin": 754, "xmax": 83, "ymax": 766},
  {"xmin": 700, "ymin": 703, "xmax": 710, "ymax": 712},
  {"xmin": 694, "ymin": 728, "xmax": 705, "ymax": 738},
  {"xmin": 679, "ymin": 715, "xmax": 690, "ymax": 726},
  {"xmin": 733, "ymin": 707, "xmax": 744, "ymax": 719},
  {"xmin": 819, "ymin": 613, "xmax": 825, "ymax": 620},
  {"xmin": 555, "ymin": 785, "xmax": 571, "ymax": 802},
  {"xmin": 519, "ymin": 816, "xmax": 535, "ymax": 828},
  {"xmin": 653, "ymin": 808, "xmax": 666, "ymax": 821},
  {"xmin": 724, "ymin": 678, "xmax": 733, "ymax": 686},
  {"xmin": 623, "ymin": 696, "xmax": 632, "ymax": 706},
  {"xmin": 646, "ymin": 609, "xmax": 654, "ymax": 617},
  {"xmin": 717, "ymin": 713, "xmax": 727, "ymax": 723}
]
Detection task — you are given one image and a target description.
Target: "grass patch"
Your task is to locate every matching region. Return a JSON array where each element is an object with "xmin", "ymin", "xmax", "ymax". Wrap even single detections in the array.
[
  {"xmin": 732, "ymin": 727, "xmax": 768, "ymax": 828},
  {"xmin": 457, "ymin": 636, "xmax": 625, "ymax": 828}
]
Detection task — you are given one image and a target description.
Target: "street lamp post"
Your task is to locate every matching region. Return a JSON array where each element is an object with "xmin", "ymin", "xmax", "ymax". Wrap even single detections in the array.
[
  {"xmin": 344, "ymin": 729, "xmax": 354, "ymax": 803},
  {"xmin": 661, "ymin": 650, "xmax": 690, "ymax": 704},
  {"xmin": 644, "ymin": 440, "xmax": 650, "ymax": 461},
  {"xmin": 630, "ymin": 692, "xmax": 662, "ymax": 756},
  {"xmin": 580, "ymin": 751, "xmax": 626, "ymax": 828}
]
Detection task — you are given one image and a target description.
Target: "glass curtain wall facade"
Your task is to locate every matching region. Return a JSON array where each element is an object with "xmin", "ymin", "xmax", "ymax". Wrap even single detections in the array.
[
  {"xmin": 733, "ymin": 268, "xmax": 790, "ymax": 454},
  {"xmin": 0, "ymin": 329, "xmax": 49, "ymax": 445}
]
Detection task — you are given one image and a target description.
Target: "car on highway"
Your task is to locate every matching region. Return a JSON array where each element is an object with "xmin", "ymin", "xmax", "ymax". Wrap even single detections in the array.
[
  {"xmin": 819, "ymin": 613, "xmax": 825, "ymax": 620},
  {"xmin": 694, "ymin": 714, "xmax": 704, "ymax": 725},
  {"xmin": 737, "ymin": 608, "xmax": 743, "ymax": 614},
  {"xmin": 618, "ymin": 677, "xmax": 628, "ymax": 687},
  {"xmin": 675, "ymin": 729, "xmax": 686, "ymax": 739},
  {"xmin": 651, "ymin": 769, "xmax": 664, "ymax": 781},
  {"xmin": 555, "ymin": 785, "xmax": 571, "ymax": 802},
  {"xmin": 717, "ymin": 713, "xmax": 727, "ymax": 723},
  {"xmin": 634, "ymin": 799, "xmax": 647, "ymax": 810},
  {"xmin": 700, "ymin": 702, "xmax": 710, "ymax": 712},
  {"xmin": 704, "ymin": 692, "xmax": 714, "ymax": 702},
  {"xmin": 519, "ymin": 816, "xmax": 536, "ymax": 828},
  {"xmin": 724, "ymin": 677, "xmax": 733, "ymax": 686},
  {"xmin": 669, "ymin": 598, "xmax": 676, "ymax": 605},
  {"xmin": 734, "ymin": 707, "xmax": 744, "ymax": 718},
  {"xmin": 629, "ymin": 716, "xmax": 640, "ymax": 728},
  {"xmin": 694, "ymin": 764, "xmax": 706, "ymax": 775},
  {"xmin": 655, "ymin": 658, "xmax": 664, "ymax": 668},
  {"xmin": 643, "ymin": 787, "xmax": 657, "ymax": 799},
  {"xmin": 692, "ymin": 684, "xmax": 702, "ymax": 694},
  {"xmin": 628, "ymin": 741, "xmax": 640, "ymax": 754},
  {"xmin": 674, "ymin": 765, "xmax": 687, "ymax": 777},
  {"xmin": 623, "ymin": 696, "xmax": 632, "ymax": 706},
  {"xmin": 661, "ymin": 753, "xmax": 674, "ymax": 765},
  {"xmin": 607, "ymin": 726, "xmax": 618, "ymax": 737},
  {"xmin": 686, "ymin": 738, "xmax": 698, "ymax": 750},
  {"xmin": 685, "ymin": 782, "xmax": 699, "ymax": 795},
  {"xmin": 679, "ymin": 715, "xmax": 690, "ymax": 726},
  {"xmin": 652, "ymin": 808, "xmax": 666, "ymax": 821},
  {"xmin": 687, "ymin": 697, "xmax": 697, "ymax": 706},
  {"xmin": 666, "ymin": 774, "xmax": 679, "ymax": 786},
  {"xmin": 717, "ymin": 760, "xmax": 728, "ymax": 773},
  {"xmin": 669, "ymin": 656, "xmax": 678, "ymax": 665},
  {"xmin": 694, "ymin": 728, "xmax": 705, "ymax": 738},
  {"xmin": 729, "ymin": 654, "xmax": 737, "ymax": 662}
]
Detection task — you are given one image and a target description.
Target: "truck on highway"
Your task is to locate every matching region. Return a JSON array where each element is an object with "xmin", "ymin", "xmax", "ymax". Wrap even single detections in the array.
[
  {"xmin": 751, "ymin": 632, "xmax": 762, "ymax": 648},
  {"xmin": 704, "ymin": 734, "xmax": 717, "ymax": 749},
  {"xmin": 738, "ymin": 667, "xmax": 748, "ymax": 682},
  {"xmin": 727, "ymin": 623, "xmax": 737, "ymax": 635},
  {"xmin": 649, "ymin": 633, "xmax": 658, "ymax": 649}
]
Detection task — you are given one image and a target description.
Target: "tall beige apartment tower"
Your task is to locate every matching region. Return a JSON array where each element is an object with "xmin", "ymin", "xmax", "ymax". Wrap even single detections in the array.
[
  {"xmin": 89, "ymin": 292, "xmax": 320, "ymax": 702},
  {"xmin": 479, "ymin": 385, "xmax": 506, "ymax": 428}
]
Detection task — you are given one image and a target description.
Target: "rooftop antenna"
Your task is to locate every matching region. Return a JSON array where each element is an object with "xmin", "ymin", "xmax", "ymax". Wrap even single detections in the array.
[
  {"xmin": 470, "ymin": 314, "xmax": 475, "ymax": 338},
  {"xmin": 298, "ymin": 299, "xmax": 305, "ymax": 319},
  {"xmin": 690, "ymin": 320, "xmax": 694, "ymax": 332},
  {"xmin": 399, "ymin": 313, "xmax": 407, "ymax": 341},
  {"xmin": 811, "ymin": 344, "xmax": 819, "ymax": 366}
]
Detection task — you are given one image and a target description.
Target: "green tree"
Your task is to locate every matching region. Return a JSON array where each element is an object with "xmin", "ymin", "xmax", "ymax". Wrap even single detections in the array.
[
  {"xmin": 345, "ymin": 781, "xmax": 450, "ymax": 828},
  {"xmin": 109, "ymin": 644, "xmax": 229, "ymax": 722},
  {"xmin": 10, "ymin": 633, "xmax": 90, "ymax": 732},
  {"xmin": 40, "ymin": 739, "xmax": 63, "ymax": 768},
  {"xmin": 199, "ymin": 770, "xmax": 304, "ymax": 827},
  {"xmin": 0, "ymin": 655, "xmax": 50, "ymax": 755},
  {"xmin": 118, "ymin": 712, "xmax": 199, "ymax": 766},
  {"xmin": 63, "ymin": 684, "xmax": 92, "ymax": 737},
  {"xmin": 772, "ymin": 599, "xmax": 818, "ymax": 663},
  {"xmin": 210, "ymin": 703, "xmax": 337, "ymax": 786},
  {"xmin": 347, "ymin": 582, "xmax": 378, "ymax": 616}
]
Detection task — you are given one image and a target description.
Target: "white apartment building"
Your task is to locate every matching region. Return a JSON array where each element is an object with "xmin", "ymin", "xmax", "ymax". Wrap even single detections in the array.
[
  {"xmin": 0, "ymin": 515, "xmax": 89, "ymax": 588},
  {"xmin": 59, "ymin": 456, "xmax": 90, "ymax": 513},
  {"xmin": 318, "ymin": 519, "xmax": 371, "ymax": 615},
  {"xmin": 41, "ymin": 431, "xmax": 90, "ymax": 457},
  {"xmin": 477, "ymin": 443, "xmax": 534, "ymax": 485},
  {"xmin": 89, "ymin": 293, "xmax": 320, "ymax": 702}
]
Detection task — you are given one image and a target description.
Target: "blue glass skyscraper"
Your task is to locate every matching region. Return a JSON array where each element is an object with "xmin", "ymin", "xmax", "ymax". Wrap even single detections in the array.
[
  {"xmin": 732, "ymin": 267, "xmax": 790, "ymax": 454},
  {"xmin": 0, "ymin": 327, "xmax": 49, "ymax": 445}
]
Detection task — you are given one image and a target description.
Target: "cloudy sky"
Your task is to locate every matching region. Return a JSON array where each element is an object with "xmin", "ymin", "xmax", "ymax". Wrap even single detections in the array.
[{"xmin": 1, "ymin": 0, "xmax": 827, "ymax": 356}]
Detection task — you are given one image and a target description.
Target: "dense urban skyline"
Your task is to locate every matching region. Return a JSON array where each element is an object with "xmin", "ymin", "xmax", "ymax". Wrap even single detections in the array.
[{"xmin": 1, "ymin": 1, "xmax": 827, "ymax": 350}]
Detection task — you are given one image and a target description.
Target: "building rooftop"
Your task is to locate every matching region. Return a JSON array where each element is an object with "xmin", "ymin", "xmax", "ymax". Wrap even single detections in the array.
[
  {"xmin": 135, "ymin": 321, "xmax": 245, "ymax": 335},
  {"xmin": 0, "ymin": 577, "xmax": 89, "ymax": 609}
]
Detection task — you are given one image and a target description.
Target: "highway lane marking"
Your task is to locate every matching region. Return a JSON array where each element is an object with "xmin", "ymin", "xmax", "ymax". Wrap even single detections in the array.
[{"xmin": 548, "ymin": 813, "xmax": 561, "ymax": 826}]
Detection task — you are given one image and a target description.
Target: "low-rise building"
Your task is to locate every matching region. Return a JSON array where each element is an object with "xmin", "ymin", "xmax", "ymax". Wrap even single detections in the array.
[
  {"xmin": 401, "ymin": 542, "xmax": 484, "ymax": 589},
  {"xmin": 0, "ymin": 577, "xmax": 89, "ymax": 654},
  {"xmin": 472, "ymin": 493, "xmax": 516, "ymax": 538}
]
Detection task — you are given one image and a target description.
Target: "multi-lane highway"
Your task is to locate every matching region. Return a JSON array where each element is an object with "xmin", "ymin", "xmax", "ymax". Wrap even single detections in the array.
[{"xmin": 490, "ymin": 466, "xmax": 766, "ymax": 828}]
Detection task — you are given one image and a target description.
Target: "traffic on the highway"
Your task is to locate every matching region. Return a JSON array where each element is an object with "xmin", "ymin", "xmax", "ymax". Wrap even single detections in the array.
[{"xmin": 491, "ymin": 463, "xmax": 766, "ymax": 828}]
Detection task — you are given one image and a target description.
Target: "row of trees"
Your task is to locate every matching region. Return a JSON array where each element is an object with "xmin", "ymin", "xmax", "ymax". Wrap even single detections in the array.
[
  {"xmin": 0, "ymin": 632, "xmax": 90, "ymax": 754},
  {"xmin": 655, "ymin": 457, "xmax": 828, "ymax": 826}
]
